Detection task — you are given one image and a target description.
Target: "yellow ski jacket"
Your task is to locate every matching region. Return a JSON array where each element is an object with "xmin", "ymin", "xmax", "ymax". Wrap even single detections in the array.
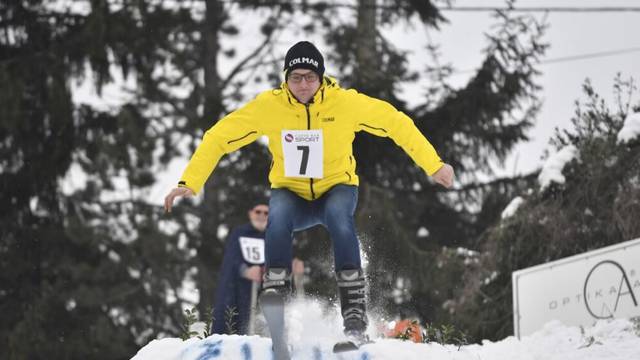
[{"xmin": 178, "ymin": 77, "xmax": 444, "ymax": 200}]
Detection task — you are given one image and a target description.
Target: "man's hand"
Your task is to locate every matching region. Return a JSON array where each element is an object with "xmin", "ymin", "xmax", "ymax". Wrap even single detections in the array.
[
  {"xmin": 243, "ymin": 265, "xmax": 263, "ymax": 282},
  {"xmin": 164, "ymin": 187, "xmax": 194, "ymax": 213},
  {"xmin": 432, "ymin": 163, "xmax": 454, "ymax": 188}
]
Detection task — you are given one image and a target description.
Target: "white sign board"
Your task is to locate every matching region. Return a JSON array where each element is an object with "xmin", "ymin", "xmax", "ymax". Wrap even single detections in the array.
[{"xmin": 512, "ymin": 238, "xmax": 640, "ymax": 338}]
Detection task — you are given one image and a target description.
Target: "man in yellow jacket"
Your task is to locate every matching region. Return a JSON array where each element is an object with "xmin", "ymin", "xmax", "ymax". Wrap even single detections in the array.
[{"xmin": 165, "ymin": 41, "xmax": 454, "ymax": 345}]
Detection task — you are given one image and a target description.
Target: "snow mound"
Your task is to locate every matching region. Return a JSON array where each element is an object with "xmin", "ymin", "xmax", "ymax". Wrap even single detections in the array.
[
  {"xmin": 538, "ymin": 145, "xmax": 578, "ymax": 190},
  {"xmin": 617, "ymin": 112, "xmax": 640, "ymax": 144},
  {"xmin": 131, "ymin": 307, "xmax": 640, "ymax": 360}
]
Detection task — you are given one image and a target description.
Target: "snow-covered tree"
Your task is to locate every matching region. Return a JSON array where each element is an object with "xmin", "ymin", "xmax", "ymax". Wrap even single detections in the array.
[{"xmin": 450, "ymin": 77, "xmax": 640, "ymax": 341}]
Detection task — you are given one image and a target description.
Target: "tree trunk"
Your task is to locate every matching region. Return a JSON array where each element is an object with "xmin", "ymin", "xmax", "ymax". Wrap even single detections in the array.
[
  {"xmin": 197, "ymin": 0, "xmax": 225, "ymax": 320},
  {"xmin": 355, "ymin": 0, "xmax": 379, "ymax": 94}
]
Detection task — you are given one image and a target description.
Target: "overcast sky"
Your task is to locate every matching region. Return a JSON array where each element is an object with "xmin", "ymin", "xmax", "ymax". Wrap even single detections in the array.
[{"xmin": 393, "ymin": 0, "xmax": 640, "ymax": 175}]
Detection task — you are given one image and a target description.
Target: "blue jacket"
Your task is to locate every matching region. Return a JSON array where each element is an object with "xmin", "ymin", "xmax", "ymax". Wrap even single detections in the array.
[{"xmin": 212, "ymin": 223, "xmax": 265, "ymax": 334}]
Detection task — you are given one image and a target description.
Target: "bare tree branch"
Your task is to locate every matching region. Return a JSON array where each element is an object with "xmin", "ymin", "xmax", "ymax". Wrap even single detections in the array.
[{"xmin": 221, "ymin": 34, "xmax": 274, "ymax": 90}]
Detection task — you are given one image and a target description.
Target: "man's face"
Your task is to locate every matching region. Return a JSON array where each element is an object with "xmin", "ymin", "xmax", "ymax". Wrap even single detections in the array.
[
  {"xmin": 248, "ymin": 204, "xmax": 268, "ymax": 232},
  {"xmin": 287, "ymin": 69, "xmax": 321, "ymax": 104}
]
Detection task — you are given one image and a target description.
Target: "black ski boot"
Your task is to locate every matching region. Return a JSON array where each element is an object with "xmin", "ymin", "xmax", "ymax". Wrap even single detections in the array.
[
  {"xmin": 260, "ymin": 267, "xmax": 292, "ymax": 360},
  {"xmin": 333, "ymin": 268, "xmax": 369, "ymax": 353},
  {"xmin": 262, "ymin": 267, "xmax": 292, "ymax": 296}
]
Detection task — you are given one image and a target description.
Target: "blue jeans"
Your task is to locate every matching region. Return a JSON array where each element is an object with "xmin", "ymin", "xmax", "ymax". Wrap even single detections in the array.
[{"xmin": 266, "ymin": 184, "xmax": 361, "ymax": 272}]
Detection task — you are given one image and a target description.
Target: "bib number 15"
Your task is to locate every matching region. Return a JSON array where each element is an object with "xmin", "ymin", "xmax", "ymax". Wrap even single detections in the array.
[
  {"xmin": 239, "ymin": 237, "xmax": 265, "ymax": 264},
  {"xmin": 282, "ymin": 130, "xmax": 323, "ymax": 178}
]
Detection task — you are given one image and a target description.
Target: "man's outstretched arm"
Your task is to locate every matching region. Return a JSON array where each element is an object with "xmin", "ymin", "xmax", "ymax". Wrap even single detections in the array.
[{"xmin": 352, "ymin": 92, "xmax": 455, "ymax": 188}]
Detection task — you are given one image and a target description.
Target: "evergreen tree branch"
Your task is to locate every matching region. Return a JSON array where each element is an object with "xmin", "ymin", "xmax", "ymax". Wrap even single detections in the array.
[{"xmin": 221, "ymin": 28, "xmax": 277, "ymax": 90}]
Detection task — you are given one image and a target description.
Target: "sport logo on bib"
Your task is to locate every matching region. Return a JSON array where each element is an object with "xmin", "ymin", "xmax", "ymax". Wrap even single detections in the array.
[{"xmin": 282, "ymin": 130, "xmax": 323, "ymax": 178}]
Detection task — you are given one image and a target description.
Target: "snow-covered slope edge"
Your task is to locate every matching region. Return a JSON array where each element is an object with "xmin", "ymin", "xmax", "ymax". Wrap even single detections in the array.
[{"xmin": 132, "ymin": 318, "xmax": 640, "ymax": 360}]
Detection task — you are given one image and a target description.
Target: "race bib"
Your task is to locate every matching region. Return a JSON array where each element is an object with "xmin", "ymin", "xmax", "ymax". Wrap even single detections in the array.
[
  {"xmin": 281, "ymin": 130, "xmax": 323, "ymax": 178},
  {"xmin": 239, "ymin": 237, "xmax": 265, "ymax": 264}
]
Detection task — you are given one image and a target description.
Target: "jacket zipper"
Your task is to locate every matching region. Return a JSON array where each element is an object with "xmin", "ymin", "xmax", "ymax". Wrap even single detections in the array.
[{"xmin": 305, "ymin": 104, "xmax": 316, "ymax": 200}]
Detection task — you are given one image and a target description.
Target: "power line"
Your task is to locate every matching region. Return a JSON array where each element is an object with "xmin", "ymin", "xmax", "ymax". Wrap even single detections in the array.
[
  {"xmin": 453, "ymin": 46, "xmax": 640, "ymax": 75},
  {"xmin": 440, "ymin": 6, "xmax": 640, "ymax": 13},
  {"xmin": 542, "ymin": 46, "xmax": 640, "ymax": 64},
  {"xmin": 220, "ymin": 1, "xmax": 640, "ymax": 12}
]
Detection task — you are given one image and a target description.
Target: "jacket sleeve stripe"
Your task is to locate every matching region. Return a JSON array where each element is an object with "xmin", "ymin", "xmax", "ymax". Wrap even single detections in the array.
[
  {"xmin": 358, "ymin": 123, "xmax": 387, "ymax": 133},
  {"xmin": 227, "ymin": 131, "xmax": 258, "ymax": 145}
]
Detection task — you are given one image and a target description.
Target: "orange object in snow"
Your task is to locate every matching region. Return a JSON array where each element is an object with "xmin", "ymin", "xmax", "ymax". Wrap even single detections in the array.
[{"xmin": 385, "ymin": 319, "xmax": 423, "ymax": 343}]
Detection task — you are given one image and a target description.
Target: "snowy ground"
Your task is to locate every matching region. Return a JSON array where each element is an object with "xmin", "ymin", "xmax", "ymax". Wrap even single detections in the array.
[{"xmin": 132, "ymin": 299, "xmax": 640, "ymax": 360}]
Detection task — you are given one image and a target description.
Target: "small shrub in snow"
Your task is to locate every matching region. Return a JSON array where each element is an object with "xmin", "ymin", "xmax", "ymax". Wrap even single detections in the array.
[
  {"xmin": 180, "ymin": 307, "xmax": 200, "ymax": 340},
  {"xmin": 180, "ymin": 307, "xmax": 213, "ymax": 340}
]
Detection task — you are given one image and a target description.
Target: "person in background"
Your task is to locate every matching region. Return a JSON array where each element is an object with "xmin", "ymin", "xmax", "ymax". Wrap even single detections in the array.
[{"xmin": 212, "ymin": 202, "xmax": 304, "ymax": 334}]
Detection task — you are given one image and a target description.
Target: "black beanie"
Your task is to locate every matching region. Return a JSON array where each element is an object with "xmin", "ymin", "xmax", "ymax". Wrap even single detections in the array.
[
  {"xmin": 250, "ymin": 197, "xmax": 269, "ymax": 209},
  {"xmin": 283, "ymin": 41, "xmax": 325, "ymax": 78}
]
